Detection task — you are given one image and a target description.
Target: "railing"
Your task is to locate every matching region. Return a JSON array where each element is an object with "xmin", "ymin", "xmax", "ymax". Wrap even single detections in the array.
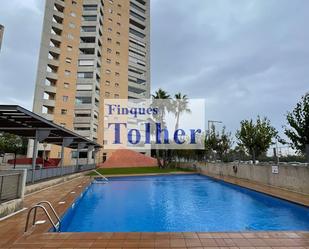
[
  {"xmin": 26, "ymin": 164, "xmax": 96, "ymax": 184},
  {"xmin": 0, "ymin": 172, "xmax": 22, "ymax": 204}
]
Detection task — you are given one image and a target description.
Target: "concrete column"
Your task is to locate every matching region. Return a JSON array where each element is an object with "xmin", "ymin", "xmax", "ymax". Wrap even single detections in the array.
[
  {"xmin": 60, "ymin": 138, "xmax": 73, "ymax": 176},
  {"xmin": 87, "ymin": 146, "xmax": 94, "ymax": 167},
  {"xmin": 19, "ymin": 169, "xmax": 27, "ymax": 199},
  {"xmin": 76, "ymin": 143, "xmax": 86, "ymax": 171},
  {"xmin": 31, "ymin": 129, "xmax": 50, "ymax": 183},
  {"xmin": 31, "ymin": 133, "xmax": 38, "ymax": 184}
]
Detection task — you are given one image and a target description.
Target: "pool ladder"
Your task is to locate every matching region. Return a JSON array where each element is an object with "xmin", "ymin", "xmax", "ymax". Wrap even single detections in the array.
[
  {"xmin": 25, "ymin": 201, "xmax": 61, "ymax": 233},
  {"xmin": 93, "ymin": 169, "xmax": 109, "ymax": 183}
]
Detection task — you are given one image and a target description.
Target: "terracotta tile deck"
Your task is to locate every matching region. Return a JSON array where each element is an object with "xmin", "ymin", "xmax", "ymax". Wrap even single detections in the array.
[{"xmin": 0, "ymin": 175, "xmax": 308, "ymax": 249}]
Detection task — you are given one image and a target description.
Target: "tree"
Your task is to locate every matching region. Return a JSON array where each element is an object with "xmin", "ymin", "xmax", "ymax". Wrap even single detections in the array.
[
  {"xmin": 151, "ymin": 88, "xmax": 171, "ymax": 168},
  {"xmin": 236, "ymin": 117, "xmax": 277, "ymax": 163},
  {"xmin": 284, "ymin": 93, "xmax": 309, "ymax": 156},
  {"xmin": 173, "ymin": 93, "xmax": 191, "ymax": 131},
  {"xmin": 205, "ymin": 125, "xmax": 233, "ymax": 161},
  {"xmin": 0, "ymin": 132, "xmax": 27, "ymax": 168}
]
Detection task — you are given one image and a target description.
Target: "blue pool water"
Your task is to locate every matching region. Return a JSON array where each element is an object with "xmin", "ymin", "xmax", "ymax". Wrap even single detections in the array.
[{"xmin": 60, "ymin": 174, "xmax": 309, "ymax": 232}]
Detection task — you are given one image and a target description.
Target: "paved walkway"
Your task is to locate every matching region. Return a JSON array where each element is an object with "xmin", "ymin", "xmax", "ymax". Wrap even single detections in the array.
[
  {"xmin": 0, "ymin": 175, "xmax": 308, "ymax": 249},
  {"xmin": 201, "ymin": 172, "xmax": 309, "ymax": 206}
]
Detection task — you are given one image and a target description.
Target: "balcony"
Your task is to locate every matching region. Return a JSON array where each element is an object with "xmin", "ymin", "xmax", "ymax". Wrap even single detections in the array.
[
  {"xmin": 55, "ymin": 0, "xmax": 65, "ymax": 9},
  {"xmin": 42, "ymin": 99, "xmax": 56, "ymax": 107},
  {"xmin": 128, "ymin": 71, "xmax": 146, "ymax": 81},
  {"xmin": 128, "ymin": 91, "xmax": 146, "ymax": 99},
  {"xmin": 49, "ymin": 46, "xmax": 61, "ymax": 55},
  {"xmin": 52, "ymin": 22, "xmax": 63, "ymax": 31},
  {"xmin": 41, "ymin": 113, "xmax": 54, "ymax": 121},
  {"xmin": 46, "ymin": 72, "xmax": 58, "ymax": 80},
  {"xmin": 44, "ymin": 85, "xmax": 57, "ymax": 94},
  {"xmin": 52, "ymin": 9, "xmax": 64, "ymax": 19},
  {"xmin": 47, "ymin": 58, "xmax": 60, "ymax": 67},
  {"xmin": 128, "ymin": 81, "xmax": 147, "ymax": 90},
  {"xmin": 50, "ymin": 33, "xmax": 62, "ymax": 43},
  {"xmin": 74, "ymin": 116, "xmax": 92, "ymax": 123}
]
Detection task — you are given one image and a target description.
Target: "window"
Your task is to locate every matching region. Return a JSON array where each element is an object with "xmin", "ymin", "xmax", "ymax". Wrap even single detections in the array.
[
  {"xmin": 64, "ymin": 83, "xmax": 70, "ymax": 88},
  {"xmin": 81, "ymin": 26, "xmax": 96, "ymax": 32},
  {"xmin": 116, "ymin": 41, "xmax": 120, "ymax": 46},
  {"xmin": 106, "ymin": 58, "xmax": 111, "ymax": 64},
  {"xmin": 130, "ymin": 2, "xmax": 146, "ymax": 13},
  {"xmin": 67, "ymin": 33, "xmax": 74, "ymax": 40},
  {"xmin": 108, "ymin": 27, "xmax": 112, "ymax": 32},
  {"xmin": 74, "ymin": 127, "xmax": 90, "ymax": 131},
  {"xmin": 116, "ymin": 31, "xmax": 121, "ymax": 36},
  {"xmin": 66, "ymin": 58, "xmax": 72, "ymax": 64},
  {"xmin": 67, "ymin": 45, "xmax": 73, "ymax": 51},
  {"xmin": 83, "ymin": 5, "xmax": 97, "ymax": 11},
  {"xmin": 105, "ymin": 81, "xmax": 110, "ymax": 86},
  {"xmin": 107, "ymin": 37, "xmax": 112, "ymax": 43},
  {"xmin": 108, "ymin": 18, "xmax": 113, "ymax": 22},
  {"xmin": 115, "ymin": 72, "xmax": 120, "ymax": 77},
  {"xmin": 65, "ymin": 70, "xmax": 71, "ymax": 76},
  {"xmin": 106, "ymin": 69, "xmax": 111, "ymax": 74},
  {"xmin": 117, "ymin": 13, "xmax": 121, "ymax": 17},
  {"xmin": 70, "ymin": 12, "xmax": 76, "ymax": 17},
  {"xmin": 129, "ymin": 28, "xmax": 145, "ymax": 38},
  {"xmin": 69, "ymin": 22, "xmax": 75, "ymax": 29},
  {"xmin": 75, "ymin": 113, "xmax": 91, "ymax": 117},
  {"xmin": 108, "ymin": 8, "xmax": 113, "ymax": 14},
  {"xmin": 107, "ymin": 48, "xmax": 112, "ymax": 53},
  {"xmin": 114, "ymin": 94, "xmax": 119, "ymax": 99},
  {"xmin": 77, "ymin": 72, "xmax": 93, "ymax": 78},
  {"xmin": 130, "ymin": 10, "xmax": 146, "ymax": 21},
  {"xmin": 105, "ymin": 92, "xmax": 110, "ymax": 97},
  {"xmin": 115, "ymin": 61, "xmax": 120, "ymax": 66},
  {"xmin": 117, "ymin": 22, "xmax": 121, "ymax": 27},
  {"xmin": 83, "ymin": 15, "xmax": 97, "ymax": 21},
  {"xmin": 61, "ymin": 109, "xmax": 67, "ymax": 115},
  {"xmin": 75, "ymin": 96, "xmax": 92, "ymax": 104},
  {"xmin": 118, "ymin": 4, "xmax": 122, "ymax": 8},
  {"xmin": 115, "ymin": 83, "xmax": 119, "ymax": 87},
  {"xmin": 63, "ymin": 96, "xmax": 68, "ymax": 102},
  {"xmin": 72, "ymin": 1, "xmax": 77, "ymax": 5},
  {"xmin": 78, "ymin": 59, "xmax": 94, "ymax": 66},
  {"xmin": 116, "ymin": 51, "xmax": 120, "ymax": 56}
]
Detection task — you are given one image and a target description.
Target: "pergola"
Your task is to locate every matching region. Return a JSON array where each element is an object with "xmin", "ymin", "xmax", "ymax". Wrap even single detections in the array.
[{"xmin": 0, "ymin": 105, "xmax": 102, "ymax": 182}]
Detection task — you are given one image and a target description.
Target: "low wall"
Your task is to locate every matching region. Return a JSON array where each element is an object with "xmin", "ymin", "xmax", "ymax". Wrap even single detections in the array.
[
  {"xmin": 25, "ymin": 171, "xmax": 90, "ymax": 195},
  {"xmin": 0, "ymin": 169, "xmax": 26, "ymax": 218},
  {"xmin": 196, "ymin": 163, "xmax": 309, "ymax": 194}
]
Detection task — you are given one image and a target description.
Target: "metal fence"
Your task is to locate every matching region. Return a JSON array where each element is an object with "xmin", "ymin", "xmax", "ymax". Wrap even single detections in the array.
[
  {"xmin": 0, "ymin": 172, "xmax": 22, "ymax": 204},
  {"xmin": 25, "ymin": 164, "xmax": 96, "ymax": 184}
]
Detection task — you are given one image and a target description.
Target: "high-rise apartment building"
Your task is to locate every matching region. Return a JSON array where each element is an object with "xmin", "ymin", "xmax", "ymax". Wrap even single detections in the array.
[
  {"xmin": 0, "ymin": 24, "xmax": 4, "ymax": 52},
  {"xmin": 29, "ymin": 0, "xmax": 150, "ymax": 164}
]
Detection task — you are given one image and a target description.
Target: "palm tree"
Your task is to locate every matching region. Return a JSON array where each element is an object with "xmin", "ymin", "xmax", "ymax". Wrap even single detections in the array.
[
  {"xmin": 151, "ymin": 89, "xmax": 171, "ymax": 168},
  {"xmin": 173, "ymin": 93, "xmax": 191, "ymax": 131}
]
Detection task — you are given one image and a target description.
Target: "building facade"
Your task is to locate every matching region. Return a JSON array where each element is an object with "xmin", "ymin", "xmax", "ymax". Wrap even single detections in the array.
[
  {"xmin": 29, "ymin": 0, "xmax": 150, "ymax": 165},
  {"xmin": 0, "ymin": 24, "xmax": 4, "ymax": 52}
]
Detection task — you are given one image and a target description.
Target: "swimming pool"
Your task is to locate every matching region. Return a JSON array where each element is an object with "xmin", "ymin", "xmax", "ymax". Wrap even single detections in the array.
[{"xmin": 60, "ymin": 174, "xmax": 309, "ymax": 232}]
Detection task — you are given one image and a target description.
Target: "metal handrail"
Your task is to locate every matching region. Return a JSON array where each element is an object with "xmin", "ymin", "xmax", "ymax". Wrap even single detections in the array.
[
  {"xmin": 24, "ymin": 205, "xmax": 59, "ymax": 233},
  {"xmin": 35, "ymin": 201, "xmax": 61, "ymax": 230},
  {"xmin": 93, "ymin": 169, "xmax": 108, "ymax": 181}
]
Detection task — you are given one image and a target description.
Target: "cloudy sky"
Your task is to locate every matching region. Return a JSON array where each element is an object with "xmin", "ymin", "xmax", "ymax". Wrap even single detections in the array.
[{"xmin": 0, "ymin": 0, "xmax": 308, "ymax": 141}]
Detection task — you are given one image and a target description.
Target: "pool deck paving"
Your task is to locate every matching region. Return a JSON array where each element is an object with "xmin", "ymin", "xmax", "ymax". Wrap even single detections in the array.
[{"xmin": 0, "ymin": 174, "xmax": 308, "ymax": 249}]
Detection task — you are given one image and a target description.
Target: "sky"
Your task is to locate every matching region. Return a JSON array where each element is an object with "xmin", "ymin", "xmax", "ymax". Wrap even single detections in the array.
[{"xmin": 0, "ymin": 0, "xmax": 308, "ymax": 144}]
